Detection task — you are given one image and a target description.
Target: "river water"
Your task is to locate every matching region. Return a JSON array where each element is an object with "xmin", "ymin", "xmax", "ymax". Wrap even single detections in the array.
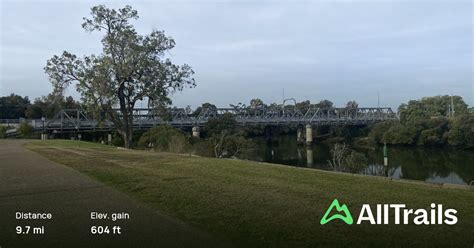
[{"xmin": 237, "ymin": 135, "xmax": 474, "ymax": 186}]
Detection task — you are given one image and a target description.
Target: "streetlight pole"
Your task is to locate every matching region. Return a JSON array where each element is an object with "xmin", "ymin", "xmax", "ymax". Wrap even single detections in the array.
[{"xmin": 41, "ymin": 117, "xmax": 45, "ymax": 140}]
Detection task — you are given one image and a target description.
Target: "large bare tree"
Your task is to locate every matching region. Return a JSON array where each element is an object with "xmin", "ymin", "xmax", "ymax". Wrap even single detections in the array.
[{"xmin": 44, "ymin": 5, "xmax": 195, "ymax": 148}]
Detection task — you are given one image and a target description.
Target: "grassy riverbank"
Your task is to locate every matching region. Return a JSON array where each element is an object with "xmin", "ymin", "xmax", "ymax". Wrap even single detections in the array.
[{"xmin": 26, "ymin": 140, "xmax": 474, "ymax": 247}]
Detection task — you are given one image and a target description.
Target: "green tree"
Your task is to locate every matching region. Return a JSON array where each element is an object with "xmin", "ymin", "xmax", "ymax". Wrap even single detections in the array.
[
  {"xmin": 0, "ymin": 94, "xmax": 30, "ymax": 119},
  {"xmin": 415, "ymin": 118, "xmax": 449, "ymax": 146},
  {"xmin": 18, "ymin": 123, "xmax": 34, "ymax": 138},
  {"xmin": 205, "ymin": 113, "xmax": 250, "ymax": 158},
  {"xmin": 446, "ymin": 114, "xmax": 474, "ymax": 147},
  {"xmin": 295, "ymin": 100, "xmax": 311, "ymax": 112},
  {"xmin": 369, "ymin": 96, "xmax": 471, "ymax": 147},
  {"xmin": 383, "ymin": 123, "xmax": 417, "ymax": 145},
  {"xmin": 249, "ymin": 98, "xmax": 265, "ymax": 109},
  {"xmin": 345, "ymin": 100, "xmax": 358, "ymax": 109},
  {"xmin": 314, "ymin": 99, "xmax": 333, "ymax": 109},
  {"xmin": 44, "ymin": 5, "xmax": 195, "ymax": 148},
  {"xmin": 192, "ymin": 103, "xmax": 217, "ymax": 116},
  {"xmin": 25, "ymin": 94, "xmax": 80, "ymax": 118},
  {"xmin": 399, "ymin": 95, "xmax": 468, "ymax": 124},
  {"xmin": 368, "ymin": 121, "xmax": 396, "ymax": 144}
]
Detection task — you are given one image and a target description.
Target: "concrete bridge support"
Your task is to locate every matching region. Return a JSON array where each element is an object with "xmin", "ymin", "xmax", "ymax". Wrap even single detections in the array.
[
  {"xmin": 305, "ymin": 124, "xmax": 313, "ymax": 145},
  {"xmin": 192, "ymin": 126, "xmax": 201, "ymax": 138}
]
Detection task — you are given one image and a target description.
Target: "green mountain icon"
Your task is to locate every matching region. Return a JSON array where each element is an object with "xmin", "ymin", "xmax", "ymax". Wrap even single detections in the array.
[{"xmin": 320, "ymin": 199, "xmax": 353, "ymax": 225}]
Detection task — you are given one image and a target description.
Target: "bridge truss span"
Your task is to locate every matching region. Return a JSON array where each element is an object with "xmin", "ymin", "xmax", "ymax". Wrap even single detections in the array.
[{"xmin": 26, "ymin": 106, "xmax": 397, "ymax": 132}]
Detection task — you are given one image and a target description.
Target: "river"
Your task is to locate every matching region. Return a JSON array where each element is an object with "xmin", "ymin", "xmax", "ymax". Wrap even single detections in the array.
[{"xmin": 236, "ymin": 135, "xmax": 474, "ymax": 186}]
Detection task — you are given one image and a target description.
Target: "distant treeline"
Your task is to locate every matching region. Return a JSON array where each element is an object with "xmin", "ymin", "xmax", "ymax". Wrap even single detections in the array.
[
  {"xmin": 0, "ymin": 93, "xmax": 80, "ymax": 119},
  {"xmin": 1, "ymin": 93, "xmax": 473, "ymax": 148},
  {"xmin": 0, "ymin": 93, "xmax": 356, "ymax": 119}
]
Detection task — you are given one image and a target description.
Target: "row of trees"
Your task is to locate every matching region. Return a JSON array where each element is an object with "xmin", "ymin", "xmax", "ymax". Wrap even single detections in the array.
[
  {"xmin": 2, "ymin": 93, "xmax": 472, "ymax": 148},
  {"xmin": 369, "ymin": 95, "xmax": 473, "ymax": 148},
  {"xmin": 398, "ymin": 95, "xmax": 469, "ymax": 124},
  {"xmin": 0, "ymin": 93, "xmax": 80, "ymax": 119},
  {"xmin": 228, "ymin": 98, "xmax": 358, "ymax": 111}
]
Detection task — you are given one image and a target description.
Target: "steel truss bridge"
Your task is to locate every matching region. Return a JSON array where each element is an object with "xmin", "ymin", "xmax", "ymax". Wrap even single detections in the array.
[{"xmin": 23, "ymin": 107, "xmax": 397, "ymax": 132}]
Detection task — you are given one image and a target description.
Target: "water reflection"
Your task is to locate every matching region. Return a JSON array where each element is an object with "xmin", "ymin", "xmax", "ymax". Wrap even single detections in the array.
[
  {"xmin": 238, "ymin": 135, "xmax": 474, "ymax": 185},
  {"xmin": 306, "ymin": 146, "xmax": 313, "ymax": 167}
]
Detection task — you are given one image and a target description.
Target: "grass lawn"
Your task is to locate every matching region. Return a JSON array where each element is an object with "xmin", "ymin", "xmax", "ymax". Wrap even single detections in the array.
[{"xmin": 25, "ymin": 140, "xmax": 474, "ymax": 247}]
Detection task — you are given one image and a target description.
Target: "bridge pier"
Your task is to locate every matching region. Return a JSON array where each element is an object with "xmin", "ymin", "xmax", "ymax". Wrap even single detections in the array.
[
  {"xmin": 305, "ymin": 124, "xmax": 313, "ymax": 145},
  {"xmin": 192, "ymin": 126, "xmax": 200, "ymax": 139}
]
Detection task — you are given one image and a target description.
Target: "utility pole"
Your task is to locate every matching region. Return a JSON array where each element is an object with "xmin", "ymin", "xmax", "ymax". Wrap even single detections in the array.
[
  {"xmin": 377, "ymin": 91, "xmax": 380, "ymax": 108},
  {"xmin": 451, "ymin": 95, "xmax": 455, "ymax": 117},
  {"xmin": 41, "ymin": 117, "xmax": 45, "ymax": 140},
  {"xmin": 282, "ymin": 88, "xmax": 285, "ymax": 105}
]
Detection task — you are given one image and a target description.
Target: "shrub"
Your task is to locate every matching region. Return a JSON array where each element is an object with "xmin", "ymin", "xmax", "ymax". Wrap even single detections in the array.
[
  {"xmin": 417, "ymin": 128, "xmax": 444, "ymax": 146},
  {"xmin": 138, "ymin": 125, "xmax": 189, "ymax": 152},
  {"xmin": 345, "ymin": 150, "xmax": 368, "ymax": 172},
  {"xmin": 111, "ymin": 133, "xmax": 124, "ymax": 146},
  {"xmin": 204, "ymin": 114, "xmax": 252, "ymax": 158},
  {"xmin": 0, "ymin": 125, "xmax": 6, "ymax": 138},
  {"xmin": 18, "ymin": 123, "xmax": 34, "ymax": 138},
  {"xmin": 446, "ymin": 114, "xmax": 474, "ymax": 147},
  {"xmin": 368, "ymin": 121, "xmax": 396, "ymax": 144},
  {"xmin": 327, "ymin": 143, "xmax": 367, "ymax": 172},
  {"xmin": 383, "ymin": 123, "xmax": 417, "ymax": 145}
]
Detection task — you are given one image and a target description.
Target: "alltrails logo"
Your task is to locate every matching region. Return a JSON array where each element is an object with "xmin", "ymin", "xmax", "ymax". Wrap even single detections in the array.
[
  {"xmin": 320, "ymin": 199, "xmax": 458, "ymax": 225},
  {"xmin": 320, "ymin": 199, "xmax": 353, "ymax": 225}
]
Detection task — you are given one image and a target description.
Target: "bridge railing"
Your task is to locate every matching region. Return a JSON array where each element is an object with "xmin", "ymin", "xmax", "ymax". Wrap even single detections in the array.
[{"xmin": 0, "ymin": 119, "xmax": 21, "ymax": 124}]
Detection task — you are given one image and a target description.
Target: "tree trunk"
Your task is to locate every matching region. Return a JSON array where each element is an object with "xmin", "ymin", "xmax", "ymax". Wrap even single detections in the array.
[
  {"xmin": 118, "ymin": 85, "xmax": 133, "ymax": 149},
  {"xmin": 121, "ymin": 129, "xmax": 131, "ymax": 149},
  {"xmin": 116, "ymin": 127, "xmax": 130, "ymax": 149},
  {"xmin": 126, "ymin": 119, "xmax": 133, "ymax": 148},
  {"xmin": 120, "ymin": 112, "xmax": 134, "ymax": 149}
]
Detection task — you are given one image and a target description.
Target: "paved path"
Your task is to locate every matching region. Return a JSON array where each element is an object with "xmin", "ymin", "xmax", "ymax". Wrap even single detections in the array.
[{"xmin": 0, "ymin": 140, "xmax": 227, "ymax": 248}]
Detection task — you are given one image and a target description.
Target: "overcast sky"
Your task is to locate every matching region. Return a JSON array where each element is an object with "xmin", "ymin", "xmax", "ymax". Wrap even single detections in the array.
[{"xmin": 0, "ymin": 0, "xmax": 472, "ymax": 109}]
